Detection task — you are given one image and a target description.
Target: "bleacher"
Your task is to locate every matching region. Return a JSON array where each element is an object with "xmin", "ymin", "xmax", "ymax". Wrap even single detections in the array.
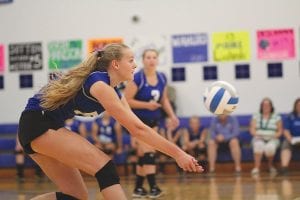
[{"xmin": 0, "ymin": 114, "xmax": 299, "ymax": 170}]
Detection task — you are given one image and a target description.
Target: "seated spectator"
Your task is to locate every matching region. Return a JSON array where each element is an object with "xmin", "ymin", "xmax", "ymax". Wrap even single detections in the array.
[
  {"xmin": 280, "ymin": 98, "xmax": 300, "ymax": 175},
  {"xmin": 91, "ymin": 112, "xmax": 123, "ymax": 158},
  {"xmin": 208, "ymin": 114, "xmax": 241, "ymax": 174},
  {"xmin": 250, "ymin": 97, "xmax": 282, "ymax": 175},
  {"xmin": 158, "ymin": 117, "xmax": 182, "ymax": 173},
  {"xmin": 182, "ymin": 116, "xmax": 208, "ymax": 168},
  {"xmin": 64, "ymin": 116, "xmax": 89, "ymax": 138}
]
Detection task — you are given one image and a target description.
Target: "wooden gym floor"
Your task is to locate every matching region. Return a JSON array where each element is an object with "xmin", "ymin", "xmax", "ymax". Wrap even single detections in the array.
[{"xmin": 0, "ymin": 171, "xmax": 300, "ymax": 200}]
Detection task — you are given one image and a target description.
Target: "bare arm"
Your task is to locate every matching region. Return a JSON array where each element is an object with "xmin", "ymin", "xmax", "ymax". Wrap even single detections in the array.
[
  {"xmin": 283, "ymin": 129, "xmax": 293, "ymax": 143},
  {"xmin": 274, "ymin": 119, "xmax": 283, "ymax": 138},
  {"xmin": 249, "ymin": 119, "xmax": 257, "ymax": 137},
  {"xmin": 114, "ymin": 121, "xmax": 123, "ymax": 153},
  {"xmin": 160, "ymin": 87, "xmax": 179, "ymax": 127},
  {"xmin": 91, "ymin": 122, "xmax": 101, "ymax": 145},
  {"xmin": 90, "ymin": 82, "xmax": 202, "ymax": 172},
  {"xmin": 200, "ymin": 128, "xmax": 208, "ymax": 143}
]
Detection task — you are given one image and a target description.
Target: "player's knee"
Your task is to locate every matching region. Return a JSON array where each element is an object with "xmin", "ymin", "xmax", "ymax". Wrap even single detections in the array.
[
  {"xmin": 95, "ymin": 160, "xmax": 120, "ymax": 191},
  {"xmin": 143, "ymin": 152, "xmax": 155, "ymax": 165}
]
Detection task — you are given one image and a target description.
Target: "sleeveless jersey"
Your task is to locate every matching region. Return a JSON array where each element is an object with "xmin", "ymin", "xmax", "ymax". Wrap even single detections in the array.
[
  {"xmin": 188, "ymin": 126, "xmax": 206, "ymax": 141},
  {"xmin": 24, "ymin": 72, "xmax": 122, "ymax": 123},
  {"xmin": 132, "ymin": 70, "xmax": 167, "ymax": 120}
]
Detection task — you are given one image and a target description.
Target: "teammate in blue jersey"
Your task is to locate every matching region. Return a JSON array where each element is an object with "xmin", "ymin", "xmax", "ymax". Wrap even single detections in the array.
[
  {"xmin": 91, "ymin": 111, "xmax": 123, "ymax": 157},
  {"xmin": 17, "ymin": 44, "xmax": 202, "ymax": 200},
  {"xmin": 124, "ymin": 49, "xmax": 179, "ymax": 198},
  {"xmin": 182, "ymin": 116, "xmax": 208, "ymax": 169}
]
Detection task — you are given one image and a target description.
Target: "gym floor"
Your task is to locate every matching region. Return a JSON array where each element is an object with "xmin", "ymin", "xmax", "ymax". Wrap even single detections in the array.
[{"xmin": 0, "ymin": 172, "xmax": 300, "ymax": 200}]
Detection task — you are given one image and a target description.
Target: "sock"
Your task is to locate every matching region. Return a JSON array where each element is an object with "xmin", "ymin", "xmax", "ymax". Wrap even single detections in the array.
[
  {"xmin": 146, "ymin": 174, "xmax": 156, "ymax": 189},
  {"xmin": 16, "ymin": 164, "xmax": 24, "ymax": 178},
  {"xmin": 135, "ymin": 175, "xmax": 145, "ymax": 189}
]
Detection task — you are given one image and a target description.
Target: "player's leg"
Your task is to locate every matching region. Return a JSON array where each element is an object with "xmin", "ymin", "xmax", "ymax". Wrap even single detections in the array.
[
  {"xmin": 132, "ymin": 141, "xmax": 147, "ymax": 198},
  {"xmin": 30, "ymin": 128, "xmax": 127, "ymax": 200},
  {"xmin": 139, "ymin": 141, "xmax": 162, "ymax": 199},
  {"xmin": 30, "ymin": 153, "xmax": 88, "ymax": 200}
]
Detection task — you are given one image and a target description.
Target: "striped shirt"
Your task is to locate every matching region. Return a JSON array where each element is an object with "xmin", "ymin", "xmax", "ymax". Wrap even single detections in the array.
[{"xmin": 252, "ymin": 113, "xmax": 281, "ymax": 140}]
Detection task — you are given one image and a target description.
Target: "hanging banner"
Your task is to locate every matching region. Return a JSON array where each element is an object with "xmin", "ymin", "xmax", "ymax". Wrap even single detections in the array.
[
  {"xmin": 127, "ymin": 35, "xmax": 169, "ymax": 70},
  {"xmin": 171, "ymin": 33, "xmax": 208, "ymax": 63},
  {"xmin": 87, "ymin": 38, "xmax": 123, "ymax": 53},
  {"xmin": 212, "ymin": 31, "xmax": 250, "ymax": 61},
  {"xmin": 9, "ymin": 42, "xmax": 43, "ymax": 71},
  {"xmin": 48, "ymin": 40, "xmax": 82, "ymax": 70},
  {"xmin": 257, "ymin": 29, "xmax": 295, "ymax": 60},
  {"xmin": 0, "ymin": 45, "xmax": 4, "ymax": 73}
]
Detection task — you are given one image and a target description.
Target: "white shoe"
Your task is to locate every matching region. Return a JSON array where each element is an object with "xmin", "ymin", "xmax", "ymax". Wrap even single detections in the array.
[
  {"xmin": 269, "ymin": 167, "xmax": 277, "ymax": 174},
  {"xmin": 251, "ymin": 168, "xmax": 259, "ymax": 175}
]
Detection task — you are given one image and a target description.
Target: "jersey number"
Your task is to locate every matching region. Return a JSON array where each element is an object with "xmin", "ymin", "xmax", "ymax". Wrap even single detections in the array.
[{"xmin": 151, "ymin": 90, "xmax": 160, "ymax": 102}]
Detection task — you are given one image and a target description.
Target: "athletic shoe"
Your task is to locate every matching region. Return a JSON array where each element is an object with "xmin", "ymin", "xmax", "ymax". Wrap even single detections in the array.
[
  {"xmin": 132, "ymin": 187, "xmax": 148, "ymax": 198},
  {"xmin": 148, "ymin": 186, "xmax": 163, "ymax": 199},
  {"xmin": 280, "ymin": 167, "xmax": 289, "ymax": 176},
  {"xmin": 269, "ymin": 166, "xmax": 277, "ymax": 174},
  {"xmin": 251, "ymin": 168, "xmax": 259, "ymax": 175}
]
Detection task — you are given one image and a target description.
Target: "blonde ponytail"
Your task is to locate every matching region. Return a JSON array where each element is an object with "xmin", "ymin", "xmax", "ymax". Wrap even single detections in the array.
[{"xmin": 40, "ymin": 43, "xmax": 129, "ymax": 110}]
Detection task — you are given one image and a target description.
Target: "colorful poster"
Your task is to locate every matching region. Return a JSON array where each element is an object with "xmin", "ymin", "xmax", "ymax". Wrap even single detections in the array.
[
  {"xmin": 0, "ymin": 0, "xmax": 13, "ymax": 3},
  {"xmin": 9, "ymin": 42, "xmax": 43, "ymax": 71},
  {"xmin": 212, "ymin": 31, "xmax": 250, "ymax": 61},
  {"xmin": 48, "ymin": 40, "xmax": 82, "ymax": 70},
  {"xmin": 0, "ymin": 45, "xmax": 4, "ymax": 73},
  {"xmin": 87, "ymin": 38, "xmax": 123, "ymax": 53},
  {"xmin": 257, "ymin": 29, "xmax": 295, "ymax": 60},
  {"xmin": 171, "ymin": 33, "xmax": 208, "ymax": 63},
  {"xmin": 127, "ymin": 35, "xmax": 169, "ymax": 70}
]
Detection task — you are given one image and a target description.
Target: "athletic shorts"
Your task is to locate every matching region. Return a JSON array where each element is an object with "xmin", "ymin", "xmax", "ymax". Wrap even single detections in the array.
[
  {"xmin": 140, "ymin": 118, "xmax": 159, "ymax": 128},
  {"xmin": 18, "ymin": 110, "xmax": 64, "ymax": 154}
]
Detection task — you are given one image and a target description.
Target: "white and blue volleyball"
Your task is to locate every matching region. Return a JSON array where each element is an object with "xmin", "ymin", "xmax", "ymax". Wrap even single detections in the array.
[{"xmin": 203, "ymin": 81, "xmax": 239, "ymax": 115}]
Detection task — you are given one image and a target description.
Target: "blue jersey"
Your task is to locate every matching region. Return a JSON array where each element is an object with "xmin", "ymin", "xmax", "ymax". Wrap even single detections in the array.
[
  {"xmin": 284, "ymin": 113, "xmax": 300, "ymax": 137},
  {"xmin": 69, "ymin": 118, "xmax": 81, "ymax": 133},
  {"xmin": 24, "ymin": 72, "xmax": 122, "ymax": 123},
  {"xmin": 132, "ymin": 70, "xmax": 167, "ymax": 120},
  {"xmin": 95, "ymin": 117, "xmax": 116, "ymax": 143},
  {"xmin": 188, "ymin": 127, "xmax": 206, "ymax": 141}
]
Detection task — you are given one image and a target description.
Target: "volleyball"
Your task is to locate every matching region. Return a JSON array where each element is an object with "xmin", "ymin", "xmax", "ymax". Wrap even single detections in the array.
[{"xmin": 203, "ymin": 81, "xmax": 239, "ymax": 115}]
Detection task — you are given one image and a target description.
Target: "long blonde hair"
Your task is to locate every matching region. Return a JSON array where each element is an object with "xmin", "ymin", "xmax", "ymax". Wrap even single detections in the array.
[{"xmin": 40, "ymin": 43, "xmax": 129, "ymax": 110}]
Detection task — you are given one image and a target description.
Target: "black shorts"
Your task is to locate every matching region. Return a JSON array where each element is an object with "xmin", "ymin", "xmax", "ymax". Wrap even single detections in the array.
[
  {"xmin": 140, "ymin": 118, "xmax": 159, "ymax": 128},
  {"xmin": 18, "ymin": 110, "xmax": 64, "ymax": 154}
]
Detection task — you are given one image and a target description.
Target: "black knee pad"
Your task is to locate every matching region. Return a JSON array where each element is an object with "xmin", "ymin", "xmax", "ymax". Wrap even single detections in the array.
[
  {"xmin": 14, "ymin": 150, "xmax": 24, "ymax": 155},
  {"xmin": 95, "ymin": 160, "xmax": 120, "ymax": 191},
  {"xmin": 56, "ymin": 192, "xmax": 78, "ymax": 200},
  {"xmin": 143, "ymin": 152, "xmax": 155, "ymax": 165},
  {"xmin": 137, "ymin": 156, "xmax": 144, "ymax": 166}
]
